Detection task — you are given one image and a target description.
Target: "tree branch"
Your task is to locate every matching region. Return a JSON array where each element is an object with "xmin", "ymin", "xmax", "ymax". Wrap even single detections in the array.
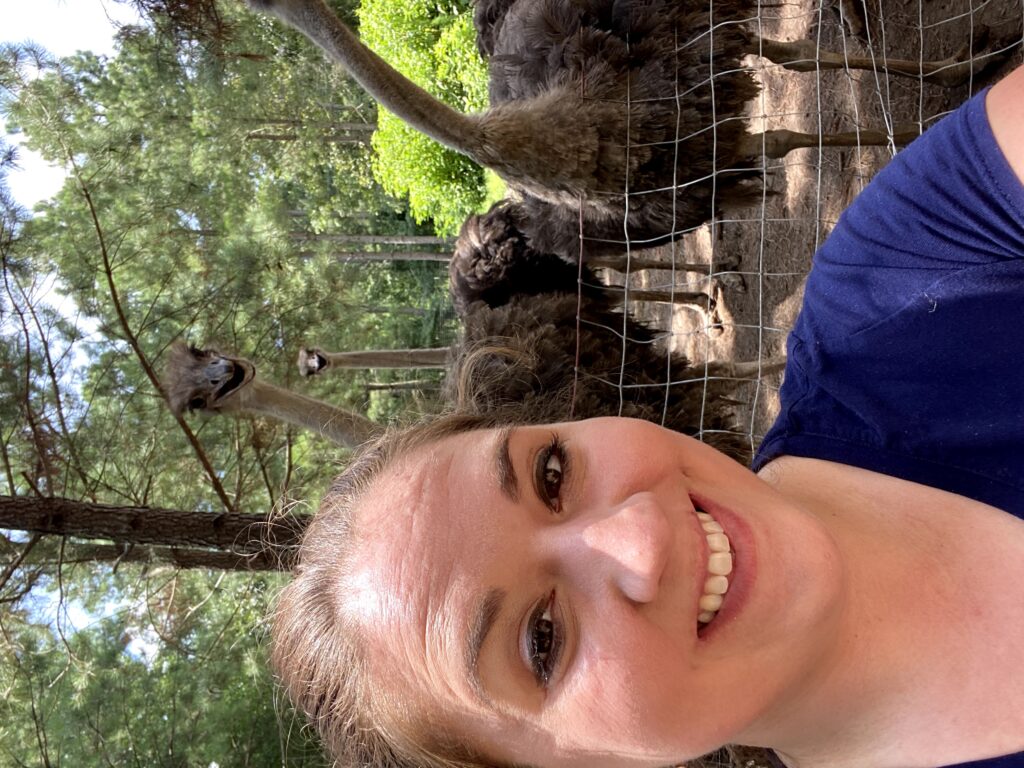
[
  {"xmin": 15, "ymin": 273, "xmax": 95, "ymax": 496},
  {"xmin": 0, "ymin": 534, "xmax": 41, "ymax": 594},
  {"xmin": 64, "ymin": 154, "xmax": 237, "ymax": 512},
  {"xmin": 26, "ymin": 542, "xmax": 286, "ymax": 571}
]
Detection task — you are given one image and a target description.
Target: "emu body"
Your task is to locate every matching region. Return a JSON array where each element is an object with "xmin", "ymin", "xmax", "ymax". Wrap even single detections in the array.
[{"xmin": 247, "ymin": 0, "xmax": 1000, "ymax": 260}]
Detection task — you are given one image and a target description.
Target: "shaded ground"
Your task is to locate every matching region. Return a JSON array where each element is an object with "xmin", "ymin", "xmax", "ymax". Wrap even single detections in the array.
[{"xmin": 612, "ymin": 0, "xmax": 1022, "ymax": 447}]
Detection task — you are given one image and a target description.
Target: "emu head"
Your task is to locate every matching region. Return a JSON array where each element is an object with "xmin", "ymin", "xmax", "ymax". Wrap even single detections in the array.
[
  {"xmin": 296, "ymin": 347, "xmax": 329, "ymax": 377},
  {"xmin": 165, "ymin": 342, "xmax": 256, "ymax": 415},
  {"xmin": 451, "ymin": 201, "xmax": 584, "ymax": 316},
  {"xmin": 451, "ymin": 202, "xmax": 527, "ymax": 313}
]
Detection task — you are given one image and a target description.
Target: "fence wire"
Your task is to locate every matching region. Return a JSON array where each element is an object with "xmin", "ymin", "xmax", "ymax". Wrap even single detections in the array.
[{"xmin": 570, "ymin": 0, "xmax": 1023, "ymax": 457}]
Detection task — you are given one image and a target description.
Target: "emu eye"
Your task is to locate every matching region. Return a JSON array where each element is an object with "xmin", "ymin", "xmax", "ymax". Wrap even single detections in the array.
[{"xmin": 188, "ymin": 396, "xmax": 206, "ymax": 410}]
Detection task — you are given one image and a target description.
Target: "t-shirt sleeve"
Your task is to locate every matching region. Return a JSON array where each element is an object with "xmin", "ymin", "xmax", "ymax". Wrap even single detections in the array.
[
  {"xmin": 797, "ymin": 87, "xmax": 1024, "ymax": 340},
  {"xmin": 752, "ymin": 89, "xmax": 1024, "ymax": 514}
]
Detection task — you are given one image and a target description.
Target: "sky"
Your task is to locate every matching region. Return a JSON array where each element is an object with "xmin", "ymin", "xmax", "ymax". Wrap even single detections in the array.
[
  {"xmin": 0, "ymin": 1, "xmax": 137, "ymax": 396},
  {"xmin": 2, "ymin": 0, "xmax": 143, "ymax": 208},
  {"xmin": 4, "ymin": 2, "xmax": 158, "ymax": 658}
]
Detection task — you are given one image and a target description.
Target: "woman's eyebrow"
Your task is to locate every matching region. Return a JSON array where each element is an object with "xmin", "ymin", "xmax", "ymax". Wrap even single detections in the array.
[
  {"xmin": 494, "ymin": 426, "xmax": 519, "ymax": 502},
  {"xmin": 465, "ymin": 586, "xmax": 505, "ymax": 707}
]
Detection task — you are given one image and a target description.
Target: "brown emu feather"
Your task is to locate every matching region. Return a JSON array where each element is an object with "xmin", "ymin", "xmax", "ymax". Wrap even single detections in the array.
[{"xmin": 246, "ymin": 0, "xmax": 999, "ymax": 259}]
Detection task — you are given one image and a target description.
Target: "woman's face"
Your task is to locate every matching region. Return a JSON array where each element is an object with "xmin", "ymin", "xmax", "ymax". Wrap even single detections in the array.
[{"xmin": 342, "ymin": 418, "xmax": 845, "ymax": 767}]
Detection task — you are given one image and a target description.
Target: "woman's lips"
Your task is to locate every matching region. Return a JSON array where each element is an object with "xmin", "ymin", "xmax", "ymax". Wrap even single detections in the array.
[{"xmin": 690, "ymin": 493, "xmax": 756, "ymax": 641}]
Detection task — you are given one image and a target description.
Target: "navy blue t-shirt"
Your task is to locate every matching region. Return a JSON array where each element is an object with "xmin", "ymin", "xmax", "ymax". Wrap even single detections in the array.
[{"xmin": 752, "ymin": 88, "xmax": 1024, "ymax": 767}]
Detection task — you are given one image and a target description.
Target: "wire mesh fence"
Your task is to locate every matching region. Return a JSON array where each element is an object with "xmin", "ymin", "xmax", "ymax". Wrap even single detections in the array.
[{"xmin": 565, "ymin": 0, "xmax": 1023, "ymax": 459}]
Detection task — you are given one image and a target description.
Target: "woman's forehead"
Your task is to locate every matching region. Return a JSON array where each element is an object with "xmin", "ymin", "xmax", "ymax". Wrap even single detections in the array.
[
  {"xmin": 344, "ymin": 426, "xmax": 502, "ymax": 611},
  {"xmin": 341, "ymin": 428, "xmax": 507, "ymax": 708}
]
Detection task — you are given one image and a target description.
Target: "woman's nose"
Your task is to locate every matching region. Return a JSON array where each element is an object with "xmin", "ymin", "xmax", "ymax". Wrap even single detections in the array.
[{"xmin": 575, "ymin": 492, "xmax": 673, "ymax": 604}]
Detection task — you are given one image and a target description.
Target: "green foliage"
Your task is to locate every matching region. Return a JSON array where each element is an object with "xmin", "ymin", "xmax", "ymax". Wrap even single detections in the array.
[
  {"xmin": 483, "ymin": 168, "xmax": 509, "ymax": 208},
  {"xmin": 1, "ymin": 7, "xmax": 455, "ymax": 504},
  {"xmin": 1, "ymin": 6, "xmax": 458, "ymax": 763},
  {"xmin": 358, "ymin": 0, "xmax": 490, "ymax": 233},
  {"xmin": 0, "ymin": 571, "xmax": 328, "ymax": 767}
]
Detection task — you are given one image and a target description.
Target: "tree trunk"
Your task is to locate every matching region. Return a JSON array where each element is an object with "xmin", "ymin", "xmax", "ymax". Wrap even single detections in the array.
[
  {"xmin": 0, "ymin": 495, "xmax": 307, "ymax": 566},
  {"xmin": 289, "ymin": 233, "xmax": 453, "ymax": 246},
  {"xmin": 26, "ymin": 542, "xmax": 287, "ymax": 571}
]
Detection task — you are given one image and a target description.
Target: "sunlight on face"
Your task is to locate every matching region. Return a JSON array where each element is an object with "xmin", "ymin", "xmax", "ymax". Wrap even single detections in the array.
[{"xmin": 343, "ymin": 418, "xmax": 845, "ymax": 768}]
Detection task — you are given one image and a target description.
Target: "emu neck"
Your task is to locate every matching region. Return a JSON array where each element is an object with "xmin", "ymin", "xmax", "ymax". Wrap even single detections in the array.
[
  {"xmin": 242, "ymin": 379, "xmax": 379, "ymax": 449},
  {"xmin": 282, "ymin": 0, "xmax": 483, "ymax": 158},
  {"xmin": 325, "ymin": 347, "xmax": 450, "ymax": 369}
]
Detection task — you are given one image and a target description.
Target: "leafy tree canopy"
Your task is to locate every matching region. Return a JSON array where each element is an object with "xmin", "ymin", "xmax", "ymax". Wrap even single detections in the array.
[
  {"xmin": 357, "ymin": 0, "xmax": 498, "ymax": 233},
  {"xmin": 1, "ymin": 2, "xmax": 462, "ymax": 763}
]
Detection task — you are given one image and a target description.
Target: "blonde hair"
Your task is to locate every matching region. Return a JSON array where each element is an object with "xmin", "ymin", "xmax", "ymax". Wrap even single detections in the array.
[
  {"xmin": 271, "ymin": 409, "xmax": 774, "ymax": 768},
  {"xmin": 271, "ymin": 413, "xmax": 512, "ymax": 768}
]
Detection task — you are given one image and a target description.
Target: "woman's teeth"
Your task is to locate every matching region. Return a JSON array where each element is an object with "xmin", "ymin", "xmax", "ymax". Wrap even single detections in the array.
[{"xmin": 696, "ymin": 511, "xmax": 733, "ymax": 627}]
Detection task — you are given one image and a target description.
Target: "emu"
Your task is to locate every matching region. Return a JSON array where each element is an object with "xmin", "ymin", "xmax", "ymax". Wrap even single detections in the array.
[
  {"xmin": 168, "ymin": 270, "xmax": 775, "ymax": 465},
  {"xmin": 245, "ymin": 0, "xmax": 997, "ymax": 259},
  {"xmin": 449, "ymin": 291, "xmax": 776, "ymax": 465},
  {"xmin": 294, "ymin": 201, "xmax": 732, "ymax": 384},
  {"xmin": 166, "ymin": 325, "xmax": 772, "ymax": 466},
  {"xmin": 164, "ymin": 342, "xmax": 380, "ymax": 449},
  {"xmin": 446, "ymin": 201, "xmax": 778, "ymax": 466},
  {"xmin": 450, "ymin": 199, "xmax": 726, "ymax": 316}
]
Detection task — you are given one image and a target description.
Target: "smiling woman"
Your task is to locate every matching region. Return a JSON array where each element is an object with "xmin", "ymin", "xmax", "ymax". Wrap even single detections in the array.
[
  {"xmin": 328, "ymin": 418, "xmax": 848, "ymax": 768},
  {"xmin": 270, "ymin": 65, "xmax": 1024, "ymax": 768}
]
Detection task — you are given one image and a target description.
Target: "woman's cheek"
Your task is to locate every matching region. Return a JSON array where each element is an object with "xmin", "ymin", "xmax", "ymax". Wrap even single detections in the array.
[{"xmin": 559, "ymin": 632, "xmax": 683, "ymax": 752}]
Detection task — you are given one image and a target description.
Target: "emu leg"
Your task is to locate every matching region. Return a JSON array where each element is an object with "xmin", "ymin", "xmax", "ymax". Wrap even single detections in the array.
[
  {"xmin": 630, "ymin": 288, "xmax": 715, "ymax": 309},
  {"xmin": 753, "ymin": 34, "xmax": 1007, "ymax": 88},
  {"xmin": 597, "ymin": 285, "xmax": 716, "ymax": 310},
  {"xmin": 829, "ymin": 0, "xmax": 866, "ymax": 40},
  {"xmin": 704, "ymin": 357, "xmax": 787, "ymax": 380},
  {"xmin": 738, "ymin": 125, "xmax": 920, "ymax": 159},
  {"xmin": 584, "ymin": 249, "xmax": 743, "ymax": 277},
  {"xmin": 584, "ymin": 254, "xmax": 712, "ymax": 273}
]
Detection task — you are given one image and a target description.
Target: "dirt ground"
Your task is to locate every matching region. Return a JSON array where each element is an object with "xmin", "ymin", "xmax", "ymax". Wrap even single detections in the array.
[{"xmin": 616, "ymin": 0, "xmax": 1023, "ymax": 445}]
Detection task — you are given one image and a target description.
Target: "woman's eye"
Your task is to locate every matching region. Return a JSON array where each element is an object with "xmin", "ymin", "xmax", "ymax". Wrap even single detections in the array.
[
  {"xmin": 534, "ymin": 435, "xmax": 566, "ymax": 511},
  {"xmin": 527, "ymin": 591, "xmax": 562, "ymax": 687}
]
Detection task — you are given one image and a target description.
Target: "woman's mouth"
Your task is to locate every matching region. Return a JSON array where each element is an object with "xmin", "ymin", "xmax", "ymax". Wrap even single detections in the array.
[{"xmin": 695, "ymin": 509, "xmax": 733, "ymax": 629}]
